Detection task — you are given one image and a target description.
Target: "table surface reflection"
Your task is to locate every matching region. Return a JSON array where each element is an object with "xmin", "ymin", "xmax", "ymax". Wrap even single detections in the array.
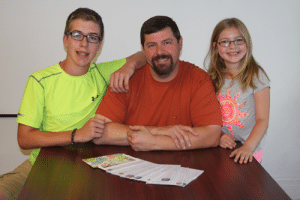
[{"xmin": 18, "ymin": 143, "xmax": 291, "ymax": 200}]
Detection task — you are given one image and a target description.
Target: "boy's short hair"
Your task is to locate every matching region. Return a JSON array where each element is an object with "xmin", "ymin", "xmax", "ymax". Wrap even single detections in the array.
[{"xmin": 64, "ymin": 8, "xmax": 104, "ymax": 41}]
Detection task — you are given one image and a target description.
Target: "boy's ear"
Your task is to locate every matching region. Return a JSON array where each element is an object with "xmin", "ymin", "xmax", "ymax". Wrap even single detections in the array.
[{"xmin": 63, "ymin": 34, "xmax": 68, "ymax": 47}]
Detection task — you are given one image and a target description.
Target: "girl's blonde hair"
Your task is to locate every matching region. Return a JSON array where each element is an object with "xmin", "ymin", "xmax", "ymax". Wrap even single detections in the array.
[{"xmin": 204, "ymin": 18, "xmax": 269, "ymax": 93}]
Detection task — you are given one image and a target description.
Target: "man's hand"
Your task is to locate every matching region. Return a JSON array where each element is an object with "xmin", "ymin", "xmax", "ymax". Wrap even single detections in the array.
[
  {"xmin": 156, "ymin": 125, "xmax": 198, "ymax": 149},
  {"xmin": 76, "ymin": 115, "xmax": 105, "ymax": 143},
  {"xmin": 219, "ymin": 132, "xmax": 236, "ymax": 149},
  {"xmin": 127, "ymin": 125, "xmax": 157, "ymax": 151},
  {"xmin": 110, "ymin": 62, "xmax": 135, "ymax": 93}
]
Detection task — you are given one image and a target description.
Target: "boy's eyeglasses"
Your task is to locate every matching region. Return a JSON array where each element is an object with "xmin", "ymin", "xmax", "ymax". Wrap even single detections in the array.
[
  {"xmin": 217, "ymin": 38, "xmax": 245, "ymax": 47},
  {"xmin": 66, "ymin": 31, "xmax": 100, "ymax": 43}
]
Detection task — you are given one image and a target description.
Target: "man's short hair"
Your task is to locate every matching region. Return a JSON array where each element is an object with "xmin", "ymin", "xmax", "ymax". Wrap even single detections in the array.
[
  {"xmin": 64, "ymin": 8, "xmax": 104, "ymax": 41},
  {"xmin": 140, "ymin": 16, "xmax": 181, "ymax": 46}
]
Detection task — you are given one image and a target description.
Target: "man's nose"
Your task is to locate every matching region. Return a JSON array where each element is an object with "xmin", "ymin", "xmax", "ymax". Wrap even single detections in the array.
[{"xmin": 156, "ymin": 44, "xmax": 164, "ymax": 55}]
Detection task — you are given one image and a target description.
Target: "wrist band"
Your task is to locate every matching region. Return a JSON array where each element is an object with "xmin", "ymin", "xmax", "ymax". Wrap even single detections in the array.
[{"xmin": 71, "ymin": 128, "xmax": 77, "ymax": 145}]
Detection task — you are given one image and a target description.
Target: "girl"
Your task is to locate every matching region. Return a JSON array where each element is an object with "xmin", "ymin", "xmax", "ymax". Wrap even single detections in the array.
[{"xmin": 204, "ymin": 18, "xmax": 270, "ymax": 164}]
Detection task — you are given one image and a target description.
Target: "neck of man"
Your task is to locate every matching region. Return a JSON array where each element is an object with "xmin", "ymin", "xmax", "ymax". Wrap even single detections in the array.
[{"xmin": 60, "ymin": 59, "xmax": 90, "ymax": 76}]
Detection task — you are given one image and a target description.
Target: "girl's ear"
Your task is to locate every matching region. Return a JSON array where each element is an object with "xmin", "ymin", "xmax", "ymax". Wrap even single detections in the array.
[{"xmin": 213, "ymin": 42, "xmax": 217, "ymax": 49}]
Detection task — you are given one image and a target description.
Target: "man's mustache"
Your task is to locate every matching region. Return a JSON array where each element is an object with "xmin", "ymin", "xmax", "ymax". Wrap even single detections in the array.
[{"xmin": 152, "ymin": 54, "xmax": 172, "ymax": 61}]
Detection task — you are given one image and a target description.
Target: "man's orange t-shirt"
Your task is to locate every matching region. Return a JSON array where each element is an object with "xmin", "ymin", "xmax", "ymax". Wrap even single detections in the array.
[{"xmin": 96, "ymin": 61, "xmax": 222, "ymax": 127}]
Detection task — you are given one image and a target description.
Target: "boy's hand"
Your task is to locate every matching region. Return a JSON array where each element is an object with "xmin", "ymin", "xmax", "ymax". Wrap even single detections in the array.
[
  {"xmin": 76, "ymin": 115, "xmax": 105, "ymax": 143},
  {"xmin": 110, "ymin": 62, "xmax": 134, "ymax": 93}
]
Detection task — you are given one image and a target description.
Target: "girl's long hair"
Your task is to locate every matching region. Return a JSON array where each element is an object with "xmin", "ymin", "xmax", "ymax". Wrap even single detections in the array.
[{"xmin": 204, "ymin": 18, "xmax": 269, "ymax": 93}]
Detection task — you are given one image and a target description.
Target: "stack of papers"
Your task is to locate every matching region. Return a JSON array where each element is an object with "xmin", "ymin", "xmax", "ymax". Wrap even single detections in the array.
[{"xmin": 83, "ymin": 153, "xmax": 203, "ymax": 187}]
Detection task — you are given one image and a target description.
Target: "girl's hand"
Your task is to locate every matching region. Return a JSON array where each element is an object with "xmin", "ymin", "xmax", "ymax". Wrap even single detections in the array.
[
  {"xmin": 230, "ymin": 145, "xmax": 253, "ymax": 164},
  {"xmin": 219, "ymin": 133, "xmax": 236, "ymax": 149}
]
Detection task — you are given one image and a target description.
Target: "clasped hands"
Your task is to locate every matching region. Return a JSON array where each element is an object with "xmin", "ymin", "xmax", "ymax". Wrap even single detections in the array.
[{"xmin": 127, "ymin": 125, "xmax": 199, "ymax": 151}]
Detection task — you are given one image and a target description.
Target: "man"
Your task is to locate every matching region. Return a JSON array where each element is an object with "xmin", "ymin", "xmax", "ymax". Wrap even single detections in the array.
[
  {"xmin": 94, "ymin": 16, "xmax": 222, "ymax": 151},
  {"xmin": 0, "ymin": 8, "xmax": 145, "ymax": 200}
]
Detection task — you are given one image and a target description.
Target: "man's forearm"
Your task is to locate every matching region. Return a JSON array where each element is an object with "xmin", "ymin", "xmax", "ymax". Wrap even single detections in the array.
[
  {"xmin": 152, "ymin": 125, "xmax": 221, "ymax": 150},
  {"xmin": 192, "ymin": 125, "xmax": 222, "ymax": 148},
  {"xmin": 96, "ymin": 122, "xmax": 221, "ymax": 151},
  {"xmin": 95, "ymin": 122, "xmax": 130, "ymax": 146}
]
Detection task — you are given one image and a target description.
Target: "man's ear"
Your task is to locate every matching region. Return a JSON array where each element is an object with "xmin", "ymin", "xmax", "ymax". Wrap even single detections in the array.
[{"xmin": 179, "ymin": 37, "xmax": 183, "ymax": 51}]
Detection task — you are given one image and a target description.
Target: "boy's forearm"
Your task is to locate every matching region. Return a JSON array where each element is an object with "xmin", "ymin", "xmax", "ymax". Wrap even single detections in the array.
[
  {"xmin": 18, "ymin": 124, "xmax": 73, "ymax": 149},
  {"xmin": 126, "ymin": 51, "xmax": 146, "ymax": 70}
]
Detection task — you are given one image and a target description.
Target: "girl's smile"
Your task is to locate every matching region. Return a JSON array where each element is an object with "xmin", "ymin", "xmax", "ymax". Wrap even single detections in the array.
[{"xmin": 215, "ymin": 27, "xmax": 247, "ymax": 70}]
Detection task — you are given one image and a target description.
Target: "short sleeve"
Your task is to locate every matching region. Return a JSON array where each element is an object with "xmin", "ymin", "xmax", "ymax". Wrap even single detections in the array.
[
  {"xmin": 16, "ymin": 75, "xmax": 44, "ymax": 129},
  {"xmin": 95, "ymin": 58, "xmax": 126, "ymax": 84},
  {"xmin": 96, "ymin": 88, "xmax": 128, "ymax": 123},
  {"xmin": 190, "ymin": 69, "xmax": 223, "ymax": 127},
  {"xmin": 253, "ymin": 70, "xmax": 270, "ymax": 94}
]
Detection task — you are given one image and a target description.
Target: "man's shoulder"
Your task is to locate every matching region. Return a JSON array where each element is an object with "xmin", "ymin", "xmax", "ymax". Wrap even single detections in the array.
[{"xmin": 31, "ymin": 63, "xmax": 62, "ymax": 81}]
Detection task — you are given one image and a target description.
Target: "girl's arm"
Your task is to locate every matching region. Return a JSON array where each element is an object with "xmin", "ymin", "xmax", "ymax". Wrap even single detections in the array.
[{"xmin": 230, "ymin": 87, "xmax": 270, "ymax": 164}]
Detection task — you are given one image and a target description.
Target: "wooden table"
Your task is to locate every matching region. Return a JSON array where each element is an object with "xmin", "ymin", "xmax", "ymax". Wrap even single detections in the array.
[{"xmin": 18, "ymin": 143, "xmax": 291, "ymax": 200}]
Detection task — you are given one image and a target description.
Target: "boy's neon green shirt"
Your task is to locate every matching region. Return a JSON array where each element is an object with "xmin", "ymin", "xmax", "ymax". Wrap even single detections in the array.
[{"xmin": 16, "ymin": 59, "xmax": 126, "ymax": 165}]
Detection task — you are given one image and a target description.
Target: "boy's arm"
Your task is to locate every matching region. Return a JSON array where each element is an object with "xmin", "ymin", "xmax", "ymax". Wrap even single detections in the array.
[
  {"xmin": 110, "ymin": 51, "xmax": 146, "ymax": 93},
  {"xmin": 18, "ymin": 115, "xmax": 106, "ymax": 149}
]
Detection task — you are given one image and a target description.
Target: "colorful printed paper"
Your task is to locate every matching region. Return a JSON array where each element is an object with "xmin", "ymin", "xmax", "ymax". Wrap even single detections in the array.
[
  {"xmin": 83, "ymin": 153, "xmax": 203, "ymax": 187},
  {"xmin": 82, "ymin": 153, "xmax": 140, "ymax": 170}
]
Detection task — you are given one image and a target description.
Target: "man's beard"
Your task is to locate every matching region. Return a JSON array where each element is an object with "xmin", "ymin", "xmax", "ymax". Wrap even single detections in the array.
[{"xmin": 151, "ymin": 54, "xmax": 174, "ymax": 76}]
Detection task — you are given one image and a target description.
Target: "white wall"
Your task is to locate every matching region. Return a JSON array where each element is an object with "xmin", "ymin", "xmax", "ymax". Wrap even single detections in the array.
[
  {"xmin": 0, "ymin": 0, "xmax": 299, "ymax": 199},
  {"xmin": 0, "ymin": 119, "xmax": 31, "ymax": 175}
]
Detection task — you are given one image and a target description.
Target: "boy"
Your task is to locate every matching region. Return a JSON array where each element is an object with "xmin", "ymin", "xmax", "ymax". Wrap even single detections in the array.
[{"xmin": 0, "ymin": 8, "xmax": 145, "ymax": 200}]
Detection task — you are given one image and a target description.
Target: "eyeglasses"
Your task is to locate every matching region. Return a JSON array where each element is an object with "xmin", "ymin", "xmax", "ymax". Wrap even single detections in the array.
[
  {"xmin": 217, "ymin": 38, "xmax": 245, "ymax": 47},
  {"xmin": 66, "ymin": 31, "xmax": 100, "ymax": 43}
]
